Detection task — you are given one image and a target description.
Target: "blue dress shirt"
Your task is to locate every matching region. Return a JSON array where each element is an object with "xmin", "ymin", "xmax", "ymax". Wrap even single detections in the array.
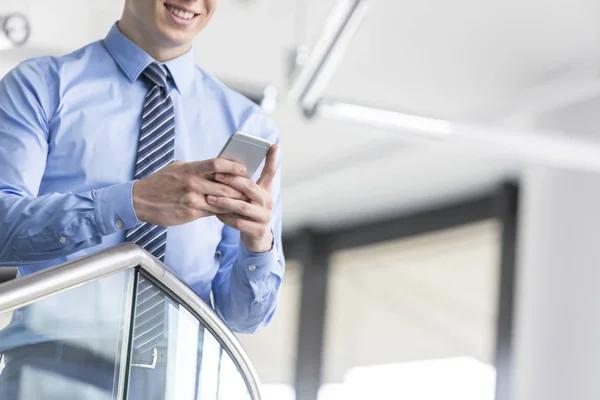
[{"xmin": 0, "ymin": 24, "xmax": 285, "ymax": 338}]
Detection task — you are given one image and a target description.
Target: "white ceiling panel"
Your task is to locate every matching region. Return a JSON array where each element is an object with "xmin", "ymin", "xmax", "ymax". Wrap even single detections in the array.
[{"xmin": 322, "ymin": 0, "xmax": 600, "ymax": 118}]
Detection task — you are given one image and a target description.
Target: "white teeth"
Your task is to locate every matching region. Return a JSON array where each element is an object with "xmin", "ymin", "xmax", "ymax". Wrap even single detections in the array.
[{"xmin": 166, "ymin": 5, "xmax": 195, "ymax": 20}]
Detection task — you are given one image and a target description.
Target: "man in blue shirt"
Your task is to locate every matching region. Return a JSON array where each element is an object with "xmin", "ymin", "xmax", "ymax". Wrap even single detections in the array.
[{"xmin": 0, "ymin": 0, "xmax": 284, "ymax": 397}]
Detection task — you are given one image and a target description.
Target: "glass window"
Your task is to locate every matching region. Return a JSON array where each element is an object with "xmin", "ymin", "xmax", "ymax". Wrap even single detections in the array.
[
  {"xmin": 321, "ymin": 220, "xmax": 501, "ymax": 399},
  {"xmin": 0, "ymin": 269, "xmax": 135, "ymax": 400}
]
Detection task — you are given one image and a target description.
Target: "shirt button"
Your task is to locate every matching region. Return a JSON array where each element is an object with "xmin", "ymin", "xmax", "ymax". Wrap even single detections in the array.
[
  {"xmin": 248, "ymin": 265, "xmax": 257, "ymax": 271},
  {"xmin": 115, "ymin": 220, "xmax": 124, "ymax": 229},
  {"xmin": 256, "ymin": 297, "xmax": 264, "ymax": 303},
  {"xmin": 59, "ymin": 237, "xmax": 67, "ymax": 244}
]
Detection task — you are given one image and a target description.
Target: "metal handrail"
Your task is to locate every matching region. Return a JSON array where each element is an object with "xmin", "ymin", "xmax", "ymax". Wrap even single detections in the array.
[{"xmin": 0, "ymin": 243, "xmax": 262, "ymax": 400}]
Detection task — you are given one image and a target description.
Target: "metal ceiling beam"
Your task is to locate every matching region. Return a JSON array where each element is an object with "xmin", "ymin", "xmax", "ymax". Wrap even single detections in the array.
[{"xmin": 287, "ymin": 0, "xmax": 370, "ymax": 114}]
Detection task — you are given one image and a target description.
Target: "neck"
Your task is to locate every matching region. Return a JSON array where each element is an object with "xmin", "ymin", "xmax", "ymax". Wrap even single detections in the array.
[{"xmin": 117, "ymin": 19, "xmax": 190, "ymax": 62}]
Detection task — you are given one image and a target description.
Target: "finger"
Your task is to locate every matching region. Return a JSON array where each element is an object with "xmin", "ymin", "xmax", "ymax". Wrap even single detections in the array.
[
  {"xmin": 190, "ymin": 158, "xmax": 247, "ymax": 176},
  {"xmin": 213, "ymin": 174, "xmax": 265, "ymax": 204},
  {"xmin": 181, "ymin": 193, "xmax": 229, "ymax": 214},
  {"xmin": 206, "ymin": 196, "xmax": 269, "ymax": 223},
  {"xmin": 203, "ymin": 204, "xmax": 230, "ymax": 214},
  {"xmin": 216, "ymin": 214, "xmax": 269, "ymax": 238},
  {"xmin": 202, "ymin": 180, "xmax": 246, "ymax": 200},
  {"xmin": 257, "ymin": 144, "xmax": 278, "ymax": 190}
]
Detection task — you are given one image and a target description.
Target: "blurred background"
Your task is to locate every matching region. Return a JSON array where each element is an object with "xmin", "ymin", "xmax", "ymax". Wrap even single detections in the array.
[{"xmin": 3, "ymin": 0, "xmax": 600, "ymax": 399}]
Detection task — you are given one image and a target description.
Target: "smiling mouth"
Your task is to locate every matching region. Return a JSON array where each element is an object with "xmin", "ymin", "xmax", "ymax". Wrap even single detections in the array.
[{"xmin": 164, "ymin": 4, "xmax": 200, "ymax": 20}]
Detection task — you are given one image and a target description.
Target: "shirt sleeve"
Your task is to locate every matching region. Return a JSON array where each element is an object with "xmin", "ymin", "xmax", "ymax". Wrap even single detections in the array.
[
  {"xmin": 0, "ymin": 59, "xmax": 140, "ymax": 265},
  {"xmin": 211, "ymin": 115, "xmax": 285, "ymax": 334}
]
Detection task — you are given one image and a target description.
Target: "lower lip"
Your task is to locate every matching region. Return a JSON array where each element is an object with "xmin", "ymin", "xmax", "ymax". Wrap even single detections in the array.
[{"xmin": 165, "ymin": 6, "xmax": 198, "ymax": 26}]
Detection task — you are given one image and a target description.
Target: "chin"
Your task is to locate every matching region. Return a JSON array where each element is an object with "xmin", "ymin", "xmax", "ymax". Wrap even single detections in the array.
[
  {"xmin": 163, "ymin": 30, "xmax": 196, "ymax": 46},
  {"xmin": 155, "ymin": 21, "xmax": 198, "ymax": 46}
]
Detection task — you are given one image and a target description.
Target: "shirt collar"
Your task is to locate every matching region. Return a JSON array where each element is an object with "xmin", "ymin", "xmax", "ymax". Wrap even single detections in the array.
[
  {"xmin": 103, "ymin": 22, "xmax": 195, "ymax": 95},
  {"xmin": 163, "ymin": 47, "xmax": 196, "ymax": 95}
]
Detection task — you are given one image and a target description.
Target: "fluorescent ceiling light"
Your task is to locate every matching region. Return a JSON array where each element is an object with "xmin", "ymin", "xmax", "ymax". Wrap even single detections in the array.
[{"xmin": 318, "ymin": 101, "xmax": 454, "ymax": 138}]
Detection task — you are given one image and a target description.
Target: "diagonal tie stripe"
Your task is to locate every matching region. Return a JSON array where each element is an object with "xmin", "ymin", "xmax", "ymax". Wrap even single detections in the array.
[
  {"xmin": 138, "ymin": 118, "xmax": 175, "ymax": 150},
  {"xmin": 135, "ymin": 147, "xmax": 174, "ymax": 180},
  {"xmin": 135, "ymin": 226, "xmax": 166, "ymax": 250},
  {"xmin": 142, "ymin": 97, "xmax": 172, "ymax": 123},
  {"xmin": 141, "ymin": 102, "xmax": 174, "ymax": 130},
  {"xmin": 128, "ymin": 62, "xmax": 174, "ymax": 354},
  {"xmin": 136, "ymin": 136, "xmax": 175, "ymax": 166},
  {"xmin": 128, "ymin": 224, "xmax": 161, "ymax": 246}
]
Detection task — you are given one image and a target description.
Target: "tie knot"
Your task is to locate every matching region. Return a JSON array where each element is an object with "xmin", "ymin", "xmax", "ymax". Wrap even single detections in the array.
[{"xmin": 142, "ymin": 63, "xmax": 169, "ymax": 88}]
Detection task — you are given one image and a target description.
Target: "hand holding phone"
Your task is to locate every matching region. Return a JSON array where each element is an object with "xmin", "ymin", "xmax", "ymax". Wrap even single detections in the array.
[
  {"xmin": 207, "ymin": 132, "xmax": 278, "ymax": 253},
  {"xmin": 132, "ymin": 132, "xmax": 274, "ymax": 229},
  {"xmin": 216, "ymin": 131, "xmax": 272, "ymax": 179}
]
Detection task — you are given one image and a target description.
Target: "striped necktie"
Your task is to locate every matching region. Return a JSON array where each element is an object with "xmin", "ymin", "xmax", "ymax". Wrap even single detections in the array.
[{"xmin": 127, "ymin": 63, "xmax": 175, "ymax": 353}]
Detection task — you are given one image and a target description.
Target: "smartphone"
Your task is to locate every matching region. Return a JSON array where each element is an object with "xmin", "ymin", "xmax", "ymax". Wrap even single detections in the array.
[{"xmin": 216, "ymin": 131, "xmax": 272, "ymax": 178}]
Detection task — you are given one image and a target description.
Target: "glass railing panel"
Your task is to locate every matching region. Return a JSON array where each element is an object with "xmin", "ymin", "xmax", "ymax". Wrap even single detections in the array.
[
  {"xmin": 217, "ymin": 345, "xmax": 252, "ymax": 400},
  {"xmin": 0, "ymin": 269, "xmax": 135, "ymax": 400},
  {"xmin": 126, "ymin": 271, "xmax": 252, "ymax": 400}
]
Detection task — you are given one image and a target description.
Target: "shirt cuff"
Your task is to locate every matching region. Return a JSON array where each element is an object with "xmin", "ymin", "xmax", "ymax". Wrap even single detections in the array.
[
  {"xmin": 237, "ymin": 239, "xmax": 284, "ymax": 280},
  {"xmin": 94, "ymin": 181, "xmax": 142, "ymax": 236}
]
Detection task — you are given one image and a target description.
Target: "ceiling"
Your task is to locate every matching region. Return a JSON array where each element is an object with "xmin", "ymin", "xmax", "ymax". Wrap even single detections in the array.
[{"xmin": 2, "ymin": 0, "xmax": 600, "ymax": 232}]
